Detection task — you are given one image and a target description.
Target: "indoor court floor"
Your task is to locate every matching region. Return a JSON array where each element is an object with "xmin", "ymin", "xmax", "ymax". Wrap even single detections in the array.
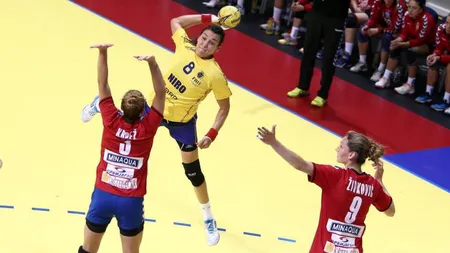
[{"xmin": 0, "ymin": 0, "xmax": 449, "ymax": 252}]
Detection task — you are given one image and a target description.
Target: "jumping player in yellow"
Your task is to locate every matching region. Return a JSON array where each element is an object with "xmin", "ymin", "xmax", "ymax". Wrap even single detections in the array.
[{"xmin": 81, "ymin": 13, "xmax": 231, "ymax": 246}]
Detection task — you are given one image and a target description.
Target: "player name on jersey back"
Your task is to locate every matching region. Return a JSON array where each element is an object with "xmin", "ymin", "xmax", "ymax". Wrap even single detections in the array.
[{"xmin": 346, "ymin": 177, "xmax": 374, "ymax": 197}]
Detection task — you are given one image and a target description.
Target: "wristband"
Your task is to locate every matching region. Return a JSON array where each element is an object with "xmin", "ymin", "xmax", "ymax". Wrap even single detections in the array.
[
  {"xmin": 201, "ymin": 14, "xmax": 212, "ymax": 24},
  {"xmin": 205, "ymin": 128, "xmax": 218, "ymax": 142}
]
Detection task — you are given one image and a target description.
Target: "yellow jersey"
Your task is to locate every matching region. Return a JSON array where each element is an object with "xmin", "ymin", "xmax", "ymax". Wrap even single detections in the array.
[{"xmin": 148, "ymin": 28, "xmax": 232, "ymax": 123}]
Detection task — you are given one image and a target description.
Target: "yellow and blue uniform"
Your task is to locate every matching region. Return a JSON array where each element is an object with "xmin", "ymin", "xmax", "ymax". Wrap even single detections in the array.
[{"xmin": 145, "ymin": 28, "xmax": 232, "ymax": 145}]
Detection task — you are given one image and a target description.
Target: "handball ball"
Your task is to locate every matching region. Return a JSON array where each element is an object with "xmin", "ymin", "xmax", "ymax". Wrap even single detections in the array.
[{"xmin": 218, "ymin": 6, "xmax": 241, "ymax": 29}]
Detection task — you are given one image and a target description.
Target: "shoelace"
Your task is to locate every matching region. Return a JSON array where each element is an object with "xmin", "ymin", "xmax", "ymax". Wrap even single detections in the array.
[{"xmin": 206, "ymin": 220, "xmax": 215, "ymax": 233}]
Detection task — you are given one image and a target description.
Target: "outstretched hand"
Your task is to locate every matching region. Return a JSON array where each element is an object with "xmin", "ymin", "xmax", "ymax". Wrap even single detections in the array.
[
  {"xmin": 257, "ymin": 125, "xmax": 277, "ymax": 145},
  {"xmin": 212, "ymin": 14, "xmax": 231, "ymax": 31},
  {"xmin": 90, "ymin": 43, "xmax": 113, "ymax": 50},
  {"xmin": 134, "ymin": 55, "xmax": 155, "ymax": 62}
]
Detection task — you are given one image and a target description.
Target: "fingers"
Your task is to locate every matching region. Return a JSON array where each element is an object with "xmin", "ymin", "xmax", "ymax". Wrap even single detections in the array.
[
  {"xmin": 90, "ymin": 43, "xmax": 113, "ymax": 49},
  {"xmin": 272, "ymin": 124, "xmax": 277, "ymax": 133},
  {"xmin": 197, "ymin": 139, "xmax": 206, "ymax": 149},
  {"xmin": 134, "ymin": 55, "xmax": 154, "ymax": 61}
]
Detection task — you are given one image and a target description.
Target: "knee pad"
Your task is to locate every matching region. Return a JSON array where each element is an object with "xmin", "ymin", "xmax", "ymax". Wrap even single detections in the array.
[
  {"xmin": 78, "ymin": 246, "xmax": 90, "ymax": 253},
  {"xmin": 176, "ymin": 140, "xmax": 197, "ymax": 152},
  {"xmin": 406, "ymin": 49, "xmax": 418, "ymax": 65},
  {"xmin": 183, "ymin": 160, "xmax": 205, "ymax": 187},
  {"xmin": 294, "ymin": 10, "xmax": 305, "ymax": 19},
  {"xmin": 430, "ymin": 62, "xmax": 444, "ymax": 70},
  {"xmin": 346, "ymin": 13, "xmax": 358, "ymax": 28},
  {"xmin": 120, "ymin": 222, "xmax": 144, "ymax": 237},
  {"xmin": 86, "ymin": 219, "xmax": 108, "ymax": 234},
  {"xmin": 357, "ymin": 27, "xmax": 369, "ymax": 43},
  {"xmin": 389, "ymin": 48, "xmax": 401, "ymax": 60},
  {"xmin": 381, "ymin": 33, "xmax": 394, "ymax": 52}
]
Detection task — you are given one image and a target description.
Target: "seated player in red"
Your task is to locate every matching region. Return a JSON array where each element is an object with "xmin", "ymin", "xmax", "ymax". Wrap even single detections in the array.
[
  {"xmin": 349, "ymin": 0, "xmax": 407, "ymax": 82},
  {"xmin": 335, "ymin": 0, "xmax": 376, "ymax": 68},
  {"xmin": 375, "ymin": 0, "xmax": 437, "ymax": 94},
  {"xmin": 278, "ymin": 0, "xmax": 313, "ymax": 47},
  {"xmin": 78, "ymin": 44, "xmax": 165, "ymax": 253},
  {"xmin": 416, "ymin": 14, "xmax": 450, "ymax": 114},
  {"xmin": 257, "ymin": 125, "xmax": 395, "ymax": 253}
]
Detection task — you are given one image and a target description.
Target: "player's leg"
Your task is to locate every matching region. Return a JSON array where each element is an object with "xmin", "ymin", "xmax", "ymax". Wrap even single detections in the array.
[
  {"xmin": 164, "ymin": 117, "xmax": 220, "ymax": 246},
  {"xmin": 79, "ymin": 188, "xmax": 114, "ymax": 253},
  {"xmin": 316, "ymin": 16, "xmax": 345, "ymax": 103},
  {"xmin": 180, "ymin": 145, "xmax": 220, "ymax": 246},
  {"xmin": 336, "ymin": 13, "xmax": 368, "ymax": 68},
  {"xmin": 395, "ymin": 45, "xmax": 430, "ymax": 95},
  {"xmin": 116, "ymin": 195, "xmax": 145, "ymax": 253},
  {"xmin": 350, "ymin": 25, "xmax": 371, "ymax": 73},
  {"xmin": 287, "ymin": 11, "xmax": 322, "ymax": 98}
]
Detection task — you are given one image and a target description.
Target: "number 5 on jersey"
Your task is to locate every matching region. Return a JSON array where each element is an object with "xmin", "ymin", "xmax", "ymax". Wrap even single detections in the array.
[{"xmin": 119, "ymin": 140, "xmax": 131, "ymax": 155}]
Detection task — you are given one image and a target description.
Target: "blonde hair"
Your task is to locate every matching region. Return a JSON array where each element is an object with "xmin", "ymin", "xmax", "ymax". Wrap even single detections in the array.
[
  {"xmin": 346, "ymin": 131, "xmax": 384, "ymax": 165},
  {"xmin": 121, "ymin": 90, "xmax": 145, "ymax": 122}
]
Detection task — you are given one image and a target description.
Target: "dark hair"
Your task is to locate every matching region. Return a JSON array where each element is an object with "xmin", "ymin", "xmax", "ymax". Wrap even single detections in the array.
[
  {"xmin": 410, "ymin": 0, "xmax": 426, "ymax": 8},
  {"xmin": 189, "ymin": 25, "xmax": 226, "ymax": 46},
  {"xmin": 346, "ymin": 131, "xmax": 385, "ymax": 165},
  {"xmin": 121, "ymin": 90, "xmax": 145, "ymax": 122}
]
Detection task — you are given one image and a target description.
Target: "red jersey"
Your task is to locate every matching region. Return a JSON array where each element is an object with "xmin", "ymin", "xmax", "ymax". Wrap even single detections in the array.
[
  {"xmin": 357, "ymin": 0, "xmax": 374, "ymax": 12},
  {"xmin": 307, "ymin": 164, "xmax": 392, "ymax": 253},
  {"xmin": 400, "ymin": 10, "xmax": 436, "ymax": 48},
  {"xmin": 366, "ymin": 0, "xmax": 406, "ymax": 34},
  {"xmin": 434, "ymin": 24, "xmax": 450, "ymax": 64},
  {"xmin": 298, "ymin": 0, "xmax": 313, "ymax": 12},
  {"xmin": 95, "ymin": 96, "xmax": 163, "ymax": 197}
]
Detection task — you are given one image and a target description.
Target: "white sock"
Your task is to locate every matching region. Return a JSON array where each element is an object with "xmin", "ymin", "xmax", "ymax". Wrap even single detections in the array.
[
  {"xmin": 378, "ymin": 63, "xmax": 386, "ymax": 72},
  {"xmin": 205, "ymin": 0, "xmax": 218, "ymax": 5},
  {"xmin": 237, "ymin": 0, "xmax": 244, "ymax": 7},
  {"xmin": 359, "ymin": 55, "xmax": 367, "ymax": 63},
  {"xmin": 444, "ymin": 92, "xmax": 450, "ymax": 103},
  {"xmin": 201, "ymin": 202, "xmax": 213, "ymax": 220},
  {"xmin": 407, "ymin": 77, "xmax": 416, "ymax": 86},
  {"xmin": 426, "ymin": 85, "xmax": 433, "ymax": 94},
  {"xmin": 345, "ymin": 42, "xmax": 354, "ymax": 55},
  {"xmin": 383, "ymin": 70, "xmax": 392, "ymax": 80},
  {"xmin": 273, "ymin": 7, "xmax": 282, "ymax": 22},
  {"xmin": 290, "ymin": 26, "xmax": 299, "ymax": 39}
]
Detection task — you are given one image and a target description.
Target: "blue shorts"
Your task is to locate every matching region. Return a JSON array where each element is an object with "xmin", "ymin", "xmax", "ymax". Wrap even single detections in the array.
[
  {"xmin": 86, "ymin": 188, "xmax": 144, "ymax": 230},
  {"xmin": 144, "ymin": 104, "xmax": 198, "ymax": 146}
]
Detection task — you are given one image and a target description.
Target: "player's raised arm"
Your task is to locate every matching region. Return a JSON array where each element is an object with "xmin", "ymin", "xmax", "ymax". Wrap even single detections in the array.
[
  {"xmin": 257, "ymin": 125, "xmax": 314, "ymax": 175},
  {"xmin": 91, "ymin": 44, "xmax": 113, "ymax": 100},
  {"xmin": 373, "ymin": 161, "xmax": 396, "ymax": 217},
  {"xmin": 134, "ymin": 55, "xmax": 165, "ymax": 113},
  {"xmin": 170, "ymin": 14, "xmax": 222, "ymax": 34}
]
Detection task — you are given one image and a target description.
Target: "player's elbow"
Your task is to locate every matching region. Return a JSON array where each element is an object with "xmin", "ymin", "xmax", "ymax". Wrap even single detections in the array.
[
  {"xmin": 170, "ymin": 18, "xmax": 181, "ymax": 33},
  {"xmin": 384, "ymin": 202, "xmax": 396, "ymax": 217},
  {"xmin": 170, "ymin": 18, "xmax": 178, "ymax": 26}
]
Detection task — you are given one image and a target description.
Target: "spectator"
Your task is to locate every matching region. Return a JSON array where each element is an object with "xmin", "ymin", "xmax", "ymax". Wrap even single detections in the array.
[
  {"xmin": 348, "ymin": 0, "xmax": 407, "ymax": 82},
  {"xmin": 278, "ymin": 0, "xmax": 313, "ymax": 46},
  {"xmin": 416, "ymin": 14, "xmax": 450, "ymax": 114},
  {"xmin": 260, "ymin": 0, "xmax": 286, "ymax": 35},
  {"xmin": 375, "ymin": 0, "xmax": 437, "ymax": 95},
  {"xmin": 335, "ymin": 0, "xmax": 375, "ymax": 68}
]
